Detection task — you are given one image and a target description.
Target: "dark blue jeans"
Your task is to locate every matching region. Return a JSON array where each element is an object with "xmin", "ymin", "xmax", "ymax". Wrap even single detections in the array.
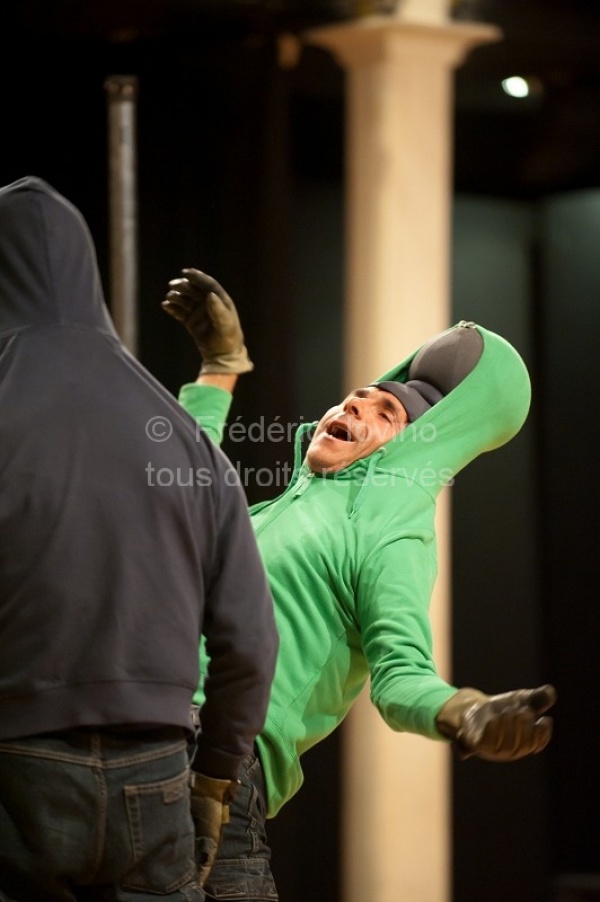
[
  {"xmin": 0, "ymin": 727, "xmax": 203, "ymax": 901},
  {"xmin": 203, "ymin": 752, "xmax": 277, "ymax": 902}
]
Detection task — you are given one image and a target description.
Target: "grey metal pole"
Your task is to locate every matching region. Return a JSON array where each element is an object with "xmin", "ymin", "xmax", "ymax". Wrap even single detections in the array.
[{"xmin": 104, "ymin": 74, "xmax": 139, "ymax": 356}]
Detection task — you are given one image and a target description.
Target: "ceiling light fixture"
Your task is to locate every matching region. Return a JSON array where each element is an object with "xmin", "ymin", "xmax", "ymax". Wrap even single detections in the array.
[{"xmin": 501, "ymin": 76, "xmax": 530, "ymax": 98}]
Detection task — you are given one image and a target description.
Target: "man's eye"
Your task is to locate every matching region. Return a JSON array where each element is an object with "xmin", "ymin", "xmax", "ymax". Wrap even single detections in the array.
[{"xmin": 379, "ymin": 412, "xmax": 391, "ymax": 423}]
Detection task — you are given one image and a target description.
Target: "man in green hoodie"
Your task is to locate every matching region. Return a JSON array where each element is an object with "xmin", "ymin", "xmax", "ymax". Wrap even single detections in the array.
[{"xmin": 163, "ymin": 268, "xmax": 556, "ymax": 902}]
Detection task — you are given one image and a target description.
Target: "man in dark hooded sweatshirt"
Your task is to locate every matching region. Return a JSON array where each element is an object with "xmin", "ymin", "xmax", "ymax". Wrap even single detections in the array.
[{"xmin": 0, "ymin": 177, "xmax": 278, "ymax": 901}]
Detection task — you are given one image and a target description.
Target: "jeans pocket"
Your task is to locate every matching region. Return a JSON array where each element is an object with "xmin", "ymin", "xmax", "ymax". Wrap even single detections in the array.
[
  {"xmin": 205, "ymin": 857, "xmax": 278, "ymax": 900},
  {"xmin": 123, "ymin": 769, "xmax": 196, "ymax": 893}
]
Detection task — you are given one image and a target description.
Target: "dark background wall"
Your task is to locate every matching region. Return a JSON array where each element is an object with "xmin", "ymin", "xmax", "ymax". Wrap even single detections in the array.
[{"xmin": 1, "ymin": 2, "xmax": 599, "ymax": 900}]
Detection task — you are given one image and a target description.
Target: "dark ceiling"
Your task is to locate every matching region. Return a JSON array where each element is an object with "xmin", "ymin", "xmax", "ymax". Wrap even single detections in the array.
[
  {"xmin": 453, "ymin": 0, "xmax": 600, "ymax": 195},
  {"xmin": 4, "ymin": 0, "xmax": 600, "ymax": 43},
  {"xmin": 3, "ymin": 0, "xmax": 600, "ymax": 197}
]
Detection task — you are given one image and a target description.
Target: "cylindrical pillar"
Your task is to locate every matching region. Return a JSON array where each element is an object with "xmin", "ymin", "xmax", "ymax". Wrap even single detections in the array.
[
  {"xmin": 104, "ymin": 74, "xmax": 139, "ymax": 356},
  {"xmin": 308, "ymin": 13, "xmax": 499, "ymax": 902}
]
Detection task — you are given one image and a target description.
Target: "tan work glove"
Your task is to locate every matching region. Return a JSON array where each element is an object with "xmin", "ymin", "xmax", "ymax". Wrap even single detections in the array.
[
  {"xmin": 435, "ymin": 683, "xmax": 556, "ymax": 761},
  {"xmin": 162, "ymin": 268, "xmax": 254, "ymax": 375},
  {"xmin": 189, "ymin": 771, "xmax": 240, "ymax": 886}
]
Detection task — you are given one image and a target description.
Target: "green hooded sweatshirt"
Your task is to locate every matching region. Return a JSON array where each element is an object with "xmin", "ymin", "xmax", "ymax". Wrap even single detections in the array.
[{"xmin": 179, "ymin": 322, "xmax": 531, "ymax": 817}]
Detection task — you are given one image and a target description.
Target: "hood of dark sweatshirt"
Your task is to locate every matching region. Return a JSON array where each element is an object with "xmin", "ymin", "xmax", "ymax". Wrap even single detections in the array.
[{"xmin": 0, "ymin": 176, "xmax": 118, "ymax": 339}]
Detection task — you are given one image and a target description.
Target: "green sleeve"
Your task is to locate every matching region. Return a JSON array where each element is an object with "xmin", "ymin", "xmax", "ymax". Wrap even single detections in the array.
[
  {"xmin": 357, "ymin": 533, "xmax": 457, "ymax": 739},
  {"xmin": 178, "ymin": 382, "xmax": 233, "ymax": 447}
]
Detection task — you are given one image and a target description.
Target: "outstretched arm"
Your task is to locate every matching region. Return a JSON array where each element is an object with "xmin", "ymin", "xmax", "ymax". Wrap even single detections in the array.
[{"xmin": 359, "ymin": 536, "xmax": 556, "ymax": 762}]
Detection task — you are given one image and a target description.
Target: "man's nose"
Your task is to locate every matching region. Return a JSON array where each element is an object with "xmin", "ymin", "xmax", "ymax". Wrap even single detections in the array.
[{"xmin": 344, "ymin": 396, "xmax": 367, "ymax": 417}]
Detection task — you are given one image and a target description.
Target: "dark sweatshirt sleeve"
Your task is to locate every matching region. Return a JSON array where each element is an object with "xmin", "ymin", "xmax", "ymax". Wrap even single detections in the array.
[{"xmin": 193, "ymin": 456, "xmax": 278, "ymax": 780}]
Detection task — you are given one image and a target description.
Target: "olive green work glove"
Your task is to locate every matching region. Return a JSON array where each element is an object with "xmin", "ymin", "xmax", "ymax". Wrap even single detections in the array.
[
  {"xmin": 189, "ymin": 771, "xmax": 240, "ymax": 886},
  {"xmin": 162, "ymin": 268, "xmax": 254, "ymax": 375},
  {"xmin": 435, "ymin": 683, "xmax": 556, "ymax": 762}
]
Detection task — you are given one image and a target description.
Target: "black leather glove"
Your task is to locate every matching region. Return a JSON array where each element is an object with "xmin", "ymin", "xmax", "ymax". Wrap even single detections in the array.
[
  {"xmin": 435, "ymin": 683, "xmax": 556, "ymax": 761},
  {"xmin": 162, "ymin": 268, "xmax": 254, "ymax": 375},
  {"xmin": 189, "ymin": 771, "xmax": 240, "ymax": 886}
]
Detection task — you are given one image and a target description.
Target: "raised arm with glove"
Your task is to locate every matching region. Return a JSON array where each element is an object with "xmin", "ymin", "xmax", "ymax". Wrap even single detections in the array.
[
  {"xmin": 162, "ymin": 268, "xmax": 254, "ymax": 376},
  {"xmin": 436, "ymin": 683, "xmax": 556, "ymax": 761}
]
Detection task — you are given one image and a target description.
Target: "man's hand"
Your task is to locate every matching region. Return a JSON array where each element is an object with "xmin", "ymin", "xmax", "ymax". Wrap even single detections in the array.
[
  {"xmin": 436, "ymin": 684, "xmax": 556, "ymax": 761},
  {"xmin": 189, "ymin": 771, "xmax": 240, "ymax": 886},
  {"xmin": 162, "ymin": 268, "xmax": 254, "ymax": 375}
]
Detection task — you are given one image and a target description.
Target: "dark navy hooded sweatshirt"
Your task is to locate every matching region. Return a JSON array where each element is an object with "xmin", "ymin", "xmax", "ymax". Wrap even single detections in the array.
[{"xmin": 0, "ymin": 177, "xmax": 277, "ymax": 779}]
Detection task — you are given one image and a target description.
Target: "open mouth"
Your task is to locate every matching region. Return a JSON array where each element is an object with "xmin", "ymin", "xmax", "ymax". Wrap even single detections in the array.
[{"xmin": 326, "ymin": 421, "xmax": 354, "ymax": 442}]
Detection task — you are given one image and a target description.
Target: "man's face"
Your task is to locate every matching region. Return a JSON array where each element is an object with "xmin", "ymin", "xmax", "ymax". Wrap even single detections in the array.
[{"xmin": 305, "ymin": 386, "xmax": 408, "ymax": 475}]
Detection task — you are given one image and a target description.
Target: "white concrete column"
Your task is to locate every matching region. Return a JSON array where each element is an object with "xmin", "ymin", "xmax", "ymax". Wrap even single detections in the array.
[{"xmin": 308, "ymin": 11, "xmax": 499, "ymax": 902}]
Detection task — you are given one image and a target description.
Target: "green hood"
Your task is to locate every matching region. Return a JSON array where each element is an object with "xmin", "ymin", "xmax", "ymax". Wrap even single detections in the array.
[{"xmin": 296, "ymin": 322, "xmax": 531, "ymax": 503}]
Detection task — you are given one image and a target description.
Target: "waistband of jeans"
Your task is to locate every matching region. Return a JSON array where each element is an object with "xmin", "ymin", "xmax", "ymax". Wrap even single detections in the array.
[{"xmin": 59, "ymin": 725, "xmax": 187, "ymax": 742}]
